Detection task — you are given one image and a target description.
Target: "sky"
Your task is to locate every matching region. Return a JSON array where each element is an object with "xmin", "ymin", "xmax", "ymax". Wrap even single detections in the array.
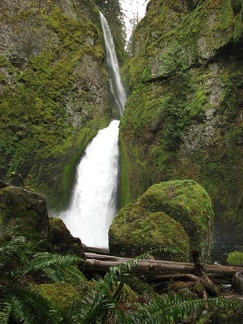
[{"xmin": 120, "ymin": 0, "xmax": 148, "ymax": 41}]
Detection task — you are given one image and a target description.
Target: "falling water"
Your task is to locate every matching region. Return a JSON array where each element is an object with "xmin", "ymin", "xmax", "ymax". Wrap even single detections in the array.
[
  {"xmin": 57, "ymin": 13, "xmax": 126, "ymax": 248},
  {"xmin": 100, "ymin": 11, "xmax": 127, "ymax": 115},
  {"xmin": 59, "ymin": 121, "xmax": 120, "ymax": 248}
]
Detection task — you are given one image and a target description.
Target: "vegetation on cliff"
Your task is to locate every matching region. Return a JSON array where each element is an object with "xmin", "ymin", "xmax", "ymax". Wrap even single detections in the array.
[
  {"xmin": 1, "ymin": 0, "xmax": 243, "ymax": 320},
  {"xmin": 120, "ymin": 0, "xmax": 243, "ymax": 254},
  {"xmin": 0, "ymin": 0, "xmax": 115, "ymax": 208}
]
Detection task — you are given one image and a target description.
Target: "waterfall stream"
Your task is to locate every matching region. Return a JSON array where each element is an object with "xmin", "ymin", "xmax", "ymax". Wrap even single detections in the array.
[
  {"xmin": 57, "ymin": 12, "xmax": 126, "ymax": 248},
  {"xmin": 100, "ymin": 12, "xmax": 127, "ymax": 115}
]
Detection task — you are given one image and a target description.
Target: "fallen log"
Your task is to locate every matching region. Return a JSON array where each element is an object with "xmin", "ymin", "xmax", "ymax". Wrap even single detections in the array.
[
  {"xmin": 192, "ymin": 250, "xmax": 218, "ymax": 296},
  {"xmin": 150, "ymin": 273, "xmax": 232, "ymax": 285},
  {"xmin": 83, "ymin": 246, "xmax": 110, "ymax": 255},
  {"xmin": 84, "ymin": 256, "xmax": 243, "ymax": 278}
]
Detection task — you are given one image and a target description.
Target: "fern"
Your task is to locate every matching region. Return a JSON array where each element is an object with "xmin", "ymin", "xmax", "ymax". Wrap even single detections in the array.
[
  {"xmin": 0, "ymin": 302, "xmax": 11, "ymax": 324},
  {"xmin": 4, "ymin": 287, "xmax": 63, "ymax": 324},
  {"xmin": 0, "ymin": 236, "xmax": 86, "ymax": 323},
  {"xmin": 74, "ymin": 252, "xmax": 153, "ymax": 323},
  {"xmin": 123, "ymin": 294, "xmax": 243, "ymax": 324},
  {"xmin": 23, "ymin": 252, "xmax": 85, "ymax": 283}
]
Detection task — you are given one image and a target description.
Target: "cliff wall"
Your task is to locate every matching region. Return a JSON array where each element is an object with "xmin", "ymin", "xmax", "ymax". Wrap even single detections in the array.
[
  {"xmin": 121, "ymin": 0, "xmax": 243, "ymax": 251},
  {"xmin": 0, "ymin": 0, "xmax": 113, "ymax": 208}
]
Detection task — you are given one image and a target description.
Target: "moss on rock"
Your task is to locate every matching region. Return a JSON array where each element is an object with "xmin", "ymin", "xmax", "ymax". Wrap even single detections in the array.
[
  {"xmin": 120, "ymin": 0, "xmax": 243, "ymax": 254},
  {"xmin": 0, "ymin": 182, "xmax": 50, "ymax": 243},
  {"xmin": 0, "ymin": 181, "xmax": 85, "ymax": 257},
  {"xmin": 33, "ymin": 282, "xmax": 79, "ymax": 314},
  {"xmin": 49, "ymin": 217, "xmax": 85, "ymax": 258},
  {"xmin": 110, "ymin": 179, "xmax": 213, "ymax": 262},
  {"xmin": 0, "ymin": 0, "xmax": 113, "ymax": 208}
]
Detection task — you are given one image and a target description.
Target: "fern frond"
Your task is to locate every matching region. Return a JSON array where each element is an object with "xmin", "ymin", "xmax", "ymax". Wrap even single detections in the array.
[
  {"xmin": 75, "ymin": 254, "xmax": 152, "ymax": 323},
  {"xmin": 124, "ymin": 294, "xmax": 243, "ymax": 324},
  {"xmin": 23, "ymin": 252, "xmax": 85, "ymax": 283},
  {"xmin": 8, "ymin": 286, "xmax": 64, "ymax": 324},
  {"xmin": 0, "ymin": 302, "xmax": 11, "ymax": 324},
  {"xmin": 79, "ymin": 286, "xmax": 126, "ymax": 324}
]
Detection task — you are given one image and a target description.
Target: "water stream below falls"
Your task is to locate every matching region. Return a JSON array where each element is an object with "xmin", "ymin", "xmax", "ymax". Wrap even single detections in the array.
[{"xmin": 57, "ymin": 12, "xmax": 126, "ymax": 248}]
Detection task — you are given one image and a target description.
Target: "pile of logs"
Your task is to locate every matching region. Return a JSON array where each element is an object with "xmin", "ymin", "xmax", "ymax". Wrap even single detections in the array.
[{"xmin": 83, "ymin": 248, "xmax": 243, "ymax": 296}]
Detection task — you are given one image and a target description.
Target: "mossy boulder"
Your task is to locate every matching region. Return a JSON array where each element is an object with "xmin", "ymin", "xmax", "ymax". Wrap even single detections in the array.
[
  {"xmin": 0, "ymin": 180, "xmax": 50, "ymax": 243},
  {"xmin": 49, "ymin": 217, "xmax": 85, "ymax": 258},
  {"xmin": 109, "ymin": 179, "xmax": 213, "ymax": 262},
  {"xmin": 0, "ymin": 180, "xmax": 84, "ymax": 257},
  {"xmin": 33, "ymin": 283, "xmax": 79, "ymax": 314}
]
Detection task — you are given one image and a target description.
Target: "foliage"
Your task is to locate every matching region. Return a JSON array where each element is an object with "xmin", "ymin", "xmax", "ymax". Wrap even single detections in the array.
[
  {"xmin": 74, "ymin": 254, "xmax": 149, "ymax": 323},
  {"xmin": 124, "ymin": 294, "xmax": 243, "ymax": 324},
  {"xmin": 0, "ymin": 237, "xmax": 242, "ymax": 323},
  {"xmin": 0, "ymin": 2, "xmax": 111, "ymax": 208},
  {"xmin": 0, "ymin": 236, "xmax": 85, "ymax": 323},
  {"xmin": 227, "ymin": 250, "xmax": 243, "ymax": 265}
]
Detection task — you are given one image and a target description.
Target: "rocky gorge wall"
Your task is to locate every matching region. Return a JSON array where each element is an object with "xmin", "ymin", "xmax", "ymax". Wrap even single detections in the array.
[
  {"xmin": 120, "ymin": 0, "xmax": 243, "ymax": 253},
  {"xmin": 0, "ymin": 0, "xmax": 114, "ymax": 209}
]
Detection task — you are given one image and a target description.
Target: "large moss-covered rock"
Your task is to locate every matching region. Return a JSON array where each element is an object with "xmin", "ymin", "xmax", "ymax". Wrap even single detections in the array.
[
  {"xmin": 0, "ymin": 0, "xmax": 114, "ymax": 209},
  {"xmin": 120, "ymin": 0, "xmax": 243, "ymax": 253},
  {"xmin": 0, "ymin": 180, "xmax": 50, "ymax": 243},
  {"xmin": 109, "ymin": 179, "xmax": 213, "ymax": 262},
  {"xmin": 0, "ymin": 180, "xmax": 84, "ymax": 257}
]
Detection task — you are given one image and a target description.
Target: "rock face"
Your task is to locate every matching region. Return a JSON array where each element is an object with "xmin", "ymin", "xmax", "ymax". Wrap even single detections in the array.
[
  {"xmin": 0, "ymin": 180, "xmax": 51, "ymax": 242},
  {"xmin": 120, "ymin": 0, "xmax": 243, "ymax": 252},
  {"xmin": 0, "ymin": 180, "xmax": 84, "ymax": 257},
  {"xmin": 109, "ymin": 180, "xmax": 213, "ymax": 262},
  {"xmin": 0, "ymin": 0, "xmax": 113, "ymax": 208},
  {"xmin": 49, "ymin": 217, "xmax": 85, "ymax": 258}
]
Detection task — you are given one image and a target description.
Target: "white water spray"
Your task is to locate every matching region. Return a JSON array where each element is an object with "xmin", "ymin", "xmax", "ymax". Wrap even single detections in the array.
[
  {"xmin": 59, "ymin": 120, "xmax": 120, "ymax": 248},
  {"xmin": 57, "ymin": 13, "xmax": 126, "ymax": 248}
]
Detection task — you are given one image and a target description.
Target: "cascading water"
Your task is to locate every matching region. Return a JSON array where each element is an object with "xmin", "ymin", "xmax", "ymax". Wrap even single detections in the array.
[
  {"xmin": 59, "ymin": 121, "xmax": 120, "ymax": 248},
  {"xmin": 99, "ymin": 11, "xmax": 127, "ymax": 115},
  {"xmin": 57, "ymin": 12, "xmax": 126, "ymax": 248}
]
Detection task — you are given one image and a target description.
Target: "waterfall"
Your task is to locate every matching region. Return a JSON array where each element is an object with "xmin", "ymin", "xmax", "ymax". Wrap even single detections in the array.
[
  {"xmin": 57, "ymin": 12, "xmax": 126, "ymax": 248},
  {"xmin": 59, "ymin": 121, "xmax": 120, "ymax": 248},
  {"xmin": 100, "ymin": 12, "xmax": 127, "ymax": 115}
]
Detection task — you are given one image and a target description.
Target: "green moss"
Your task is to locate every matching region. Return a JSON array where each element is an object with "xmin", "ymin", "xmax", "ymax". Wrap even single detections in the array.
[
  {"xmin": 0, "ymin": 3, "xmax": 110, "ymax": 207},
  {"xmin": 110, "ymin": 179, "xmax": 213, "ymax": 262},
  {"xmin": 34, "ymin": 283, "xmax": 78, "ymax": 311},
  {"xmin": 120, "ymin": 0, "xmax": 243, "ymax": 254},
  {"xmin": 138, "ymin": 180, "xmax": 214, "ymax": 261},
  {"xmin": 0, "ymin": 185, "xmax": 50, "ymax": 245},
  {"xmin": 226, "ymin": 251, "xmax": 243, "ymax": 265},
  {"xmin": 110, "ymin": 204, "xmax": 190, "ymax": 261}
]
